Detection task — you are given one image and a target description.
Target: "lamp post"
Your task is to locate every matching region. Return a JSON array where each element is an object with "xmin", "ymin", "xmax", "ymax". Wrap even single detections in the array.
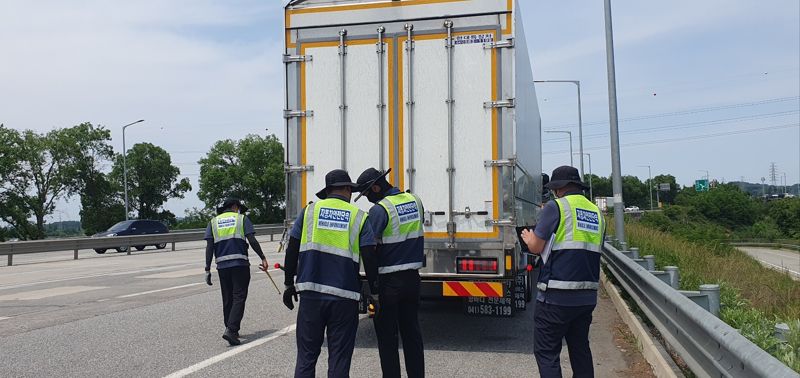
[
  {"xmin": 122, "ymin": 119, "xmax": 145, "ymax": 221},
  {"xmin": 545, "ymin": 130, "xmax": 573, "ymax": 166},
  {"xmin": 575, "ymin": 152, "xmax": 593, "ymax": 201},
  {"xmin": 639, "ymin": 165, "xmax": 653, "ymax": 210},
  {"xmin": 534, "ymin": 80, "xmax": 584, "ymax": 179}
]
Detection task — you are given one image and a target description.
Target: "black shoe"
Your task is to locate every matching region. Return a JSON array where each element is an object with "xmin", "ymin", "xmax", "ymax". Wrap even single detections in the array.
[{"xmin": 223, "ymin": 329, "xmax": 241, "ymax": 346}]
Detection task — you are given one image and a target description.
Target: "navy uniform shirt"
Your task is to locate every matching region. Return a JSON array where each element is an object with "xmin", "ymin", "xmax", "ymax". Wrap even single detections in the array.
[
  {"xmin": 289, "ymin": 194, "xmax": 376, "ymax": 300},
  {"xmin": 534, "ymin": 191, "xmax": 600, "ymax": 306},
  {"xmin": 204, "ymin": 215, "xmax": 256, "ymax": 270}
]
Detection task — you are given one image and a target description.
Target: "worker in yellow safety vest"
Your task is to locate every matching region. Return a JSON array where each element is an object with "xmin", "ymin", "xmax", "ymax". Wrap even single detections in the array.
[
  {"xmin": 282, "ymin": 169, "xmax": 380, "ymax": 378},
  {"xmin": 521, "ymin": 165, "xmax": 605, "ymax": 378},
  {"xmin": 204, "ymin": 198, "xmax": 268, "ymax": 346}
]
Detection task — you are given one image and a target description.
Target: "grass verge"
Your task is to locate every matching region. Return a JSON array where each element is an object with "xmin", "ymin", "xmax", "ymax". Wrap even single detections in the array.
[{"xmin": 615, "ymin": 221, "xmax": 800, "ymax": 372}]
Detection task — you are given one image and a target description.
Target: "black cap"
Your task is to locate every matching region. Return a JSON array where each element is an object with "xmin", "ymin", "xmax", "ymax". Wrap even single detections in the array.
[
  {"xmin": 544, "ymin": 166, "xmax": 588, "ymax": 190},
  {"xmin": 218, "ymin": 198, "xmax": 248, "ymax": 214},
  {"xmin": 316, "ymin": 169, "xmax": 359, "ymax": 199}
]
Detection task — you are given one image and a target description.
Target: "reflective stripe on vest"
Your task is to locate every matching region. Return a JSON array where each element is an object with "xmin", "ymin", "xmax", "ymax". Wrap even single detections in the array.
[
  {"xmin": 378, "ymin": 193, "xmax": 423, "ymax": 244},
  {"xmin": 552, "ymin": 196, "xmax": 604, "ymax": 253},
  {"xmin": 295, "ymin": 282, "xmax": 361, "ymax": 301},
  {"xmin": 376, "ymin": 192, "xmax": 424, "ymax": 274},
  {"xmin": 378, "ymin": 262, "xmax": 423, "ymax": 275},
  {"xmin": 299, "ymin": 201, "xmax": 366, "ymax": 263},
  {"xmin": 540, "ymin": 194, "xmax": 604, "ymax": 292},
  {"xmin": 211, "ymin": 212, "xmax": 248, "ymax": 264},
  {"xmin": 297, "ymin": 198, "xmax": 367, "ymax": 300}
]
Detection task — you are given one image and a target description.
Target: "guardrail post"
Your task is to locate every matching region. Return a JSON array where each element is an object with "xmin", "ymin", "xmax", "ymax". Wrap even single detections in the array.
[
  {"xmin": 74, "ymin": 249, "xmax": 79, "ymax": 260},
  {"xmin": 775, "ymin": 323, "xmax": 790, "ymax": 341},
  {"xmin": 270, "ymin": 234, "xmax": 274, "ymax": 242},
  {"xmin": 630, "ymin": 247, "xmax": 639, "ymax": 259},
  {"xmin": 620, "ymin": 241, "xmax": 628, "ymax": 251},
  {"xmin": 126, "ymin": 243, "xmax": 131, "ymax": 256},
  {"xmin": 171, "ymin": 242, "xmax": 176, "ymax": 251},
  {"xmin": 664, "ymin": 266, "xmax": 680, "ymax": 289},
  {"xmin": 643, "ymin": 255, "xmax": 655, "ymax": 271},
  {"xmin": 699, "ymin": 284, "xmax": 720, "ymax": 317},
  {"xmin": 7, "ymin": 255, "xmax": 11, "ymax": 266}
]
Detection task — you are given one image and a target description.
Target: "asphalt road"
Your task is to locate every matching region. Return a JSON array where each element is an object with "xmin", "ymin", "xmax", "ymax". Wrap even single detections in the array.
[
  {"xmin": 738, "ymin": 246, "xmax": 800, "ymax": 280},
  {"xmin": 0, "ymin": 238, "xmax": 650, "ymax": 377}
]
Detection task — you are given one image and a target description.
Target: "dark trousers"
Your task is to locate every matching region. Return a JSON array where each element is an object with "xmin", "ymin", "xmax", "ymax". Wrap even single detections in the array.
[
  {"xmin": 534, "ymin": 302, "xmax": 595, "ymax": 378},
  {"xmin": 218, "ymin": 266, "xmax": 250, "ymax": 333},
  {"xmin": 373, "ymin": 270, "xmax": 425, "ymax": 378},
  {"xmin": 295, "ymin": 297, "xmax": 359, "ymax": 378}
]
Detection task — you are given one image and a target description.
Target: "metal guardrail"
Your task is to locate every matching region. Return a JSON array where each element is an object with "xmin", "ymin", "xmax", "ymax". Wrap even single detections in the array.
[
  {"xmin": 728, "ymin": 241, "xmax": 800, "ymax": 252},
  {"xmin": 602, "ymin": 241, "xmax": 797, "ymax": 378},
  {"xmin": 0, "ymin": 224, "xmax": 285, "ymax": 266}
]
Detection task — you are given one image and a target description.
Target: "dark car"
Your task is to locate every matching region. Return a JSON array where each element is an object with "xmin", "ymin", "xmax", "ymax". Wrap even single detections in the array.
[{"xmin": 92, "ymin": 220, "xmax": 169, "ymax": 254}]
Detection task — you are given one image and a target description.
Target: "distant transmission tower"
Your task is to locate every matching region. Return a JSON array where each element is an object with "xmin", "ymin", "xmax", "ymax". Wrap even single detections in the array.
[{"xmin": 769, "ymin": 162, "xmax": 778, "ymax": 189}]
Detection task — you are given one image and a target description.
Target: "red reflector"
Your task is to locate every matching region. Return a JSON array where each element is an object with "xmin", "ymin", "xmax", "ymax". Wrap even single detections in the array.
[{"xmin": 456, "ymin": 257, "xmax": 499, "ymax": 275}]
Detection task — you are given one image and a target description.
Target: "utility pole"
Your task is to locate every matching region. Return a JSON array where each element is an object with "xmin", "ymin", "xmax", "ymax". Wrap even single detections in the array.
[
  {"xmin": 122, "ymin": 119, "xmax": 145, "ymax": 221},
  {"xmin": 534, "ymin": 80, "xmax": 584, "ymax": 179},
  {"xmin": 604, "ymin": 0, "xmax": 625, "ymax": 245},
  {"xmin": 544, "ymin": 130, "xmax": 573, "ymax": 166},
  {"xmin": 639, "ymin": 165, "xmax": 653, "ymax": 210}
]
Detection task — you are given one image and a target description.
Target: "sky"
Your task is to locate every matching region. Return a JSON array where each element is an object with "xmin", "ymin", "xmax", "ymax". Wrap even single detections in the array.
[{"xmin": 0, "ymin": 0, "xmax": 798, "ymax": 222}]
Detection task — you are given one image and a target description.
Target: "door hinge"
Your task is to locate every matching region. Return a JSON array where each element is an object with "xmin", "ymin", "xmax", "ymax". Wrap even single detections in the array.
[
  {"xmin": 285, "ymin": 165, "xmax": 314, "ymax": 173},
  {"xmin": 485, "ymin": 218, "xmax": 515, "ymax": 227},
  {"xmin": 283, "ymin": 110, "xmax": 314, "ymax": 119},
  {"xmin": 483, "ymin": 99, "xmax": 515, "ymax": 109},
  {"xmin": 484, "ymin": 158, "xmax": 516, "ymax": 167},
  {"xmin": 483, "ymin": 39, "xmax": 515, "ymax": 49},
  {"xmin": 283, "ymin": 54, "xmax": 313, "ymax": 63}
]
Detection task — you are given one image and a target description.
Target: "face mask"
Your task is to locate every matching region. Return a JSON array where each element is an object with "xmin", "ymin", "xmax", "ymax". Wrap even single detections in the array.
[{"xmin": 366, "ymin": 189, "xmax": 382, "ymax": 204}]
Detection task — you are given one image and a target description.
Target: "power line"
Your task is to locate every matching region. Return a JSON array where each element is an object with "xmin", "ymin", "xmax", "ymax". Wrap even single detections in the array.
[
  {"xmin": 543, "ymin": 122, "xmax": 799, "ymax": 154},
  {"xmin": 543, "ymin": 110, "xmax": 800, "ymax": 143},
  {"xmin": 544, "ymin": 96, "xmax": 800, "ymax": 130}
]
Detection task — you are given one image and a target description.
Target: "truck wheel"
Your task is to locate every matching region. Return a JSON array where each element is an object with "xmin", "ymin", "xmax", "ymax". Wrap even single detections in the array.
[
  {"xmin": 134, "ymin": 246, "xmax": 146, "ymax": 251},
  {"xmin": 94, "ymin": 249, "xmax": 106, "ymax": 254}
]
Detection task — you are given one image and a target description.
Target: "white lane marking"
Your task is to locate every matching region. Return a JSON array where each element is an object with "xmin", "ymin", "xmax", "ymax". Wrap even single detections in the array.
[
  {"xmin": 0, "ymin": 264, "xmax": 199, "ymax": 291},
  {"xmin": 0, "ymin": 316, "xmax": 10, "ymax": 321},
  {"xmin": 758, "ymin": 260, "xmax": 800, "ymax": 278},
  {"xmin": 750, "ymin": 248, "xmax": 800, "ymax": 260},
  {"xmin": 164, "ymin": 324, "xmax": 298, "ymax": 378},
  {"xmin": 0, "ymin": 286, "xmax": 106, "ymax": 301},
  {"xmin": 136, "ymin": 269, "xmax": 204, "ymax": 279},
  {"xmin": 116, "ymin": 283, "xmax": 204, "ymax": 299},
  {"xmin": 164, "ymin": 314, "xmax": 368, "ymax": 378}
]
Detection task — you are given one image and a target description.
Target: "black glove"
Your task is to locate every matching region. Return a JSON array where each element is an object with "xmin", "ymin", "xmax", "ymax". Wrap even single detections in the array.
[
  {"xmin": 368, "ymin": 293, "xmax": 380, "ymax": 316},
  {"xmin": 283, "ymin": 285, "xmax": 298, "ymax": 310},
  {"xmin": 205, "ymin": 271, "xmax": 212, "ymax": 286}
]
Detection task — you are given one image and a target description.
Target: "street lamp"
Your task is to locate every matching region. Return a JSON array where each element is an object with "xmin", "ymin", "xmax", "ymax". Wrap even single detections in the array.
[
  {"xmin": 574, "ymin": 152, "xmax": 593, "ymax": 201},
  {"xmin": 544, "ymin": 130, "xmax": 573, "ymax": 166},
  {"xmin": 534, "ymin": 80, "xmax": 584, "ymax": 179},
  {"xmin": 122, "ymin": 119, "xmax": 145, "ymax": 221},
  {"xmin": 639, "ymin": 165, "xmax": 653, "ymax": 210}
]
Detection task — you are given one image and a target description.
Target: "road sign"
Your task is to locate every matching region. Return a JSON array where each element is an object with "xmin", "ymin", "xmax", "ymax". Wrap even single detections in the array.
[
  {"xmin": 695, "ymin": 179, "xmax": 709, "ymax": 192},
  {"xmin": 659, "ymin": 183, "xmax": 671, "ymax": 191}
]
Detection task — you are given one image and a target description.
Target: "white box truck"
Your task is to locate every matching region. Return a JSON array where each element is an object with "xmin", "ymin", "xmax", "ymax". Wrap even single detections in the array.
[{"xmin": 283, "ymin": 0, "xmax": 542, "ymax": 317}]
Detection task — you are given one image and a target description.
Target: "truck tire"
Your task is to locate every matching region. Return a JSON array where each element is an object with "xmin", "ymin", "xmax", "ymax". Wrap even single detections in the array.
[{"xmin": 94, "ymin": 249, "xmax": 106, "ymax": 254}]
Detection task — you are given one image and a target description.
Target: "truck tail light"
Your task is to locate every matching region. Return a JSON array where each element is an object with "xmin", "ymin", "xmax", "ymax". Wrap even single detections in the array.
[{"xmin": 456, "ymin": 257, "xmax": 498, "ymax": 274}]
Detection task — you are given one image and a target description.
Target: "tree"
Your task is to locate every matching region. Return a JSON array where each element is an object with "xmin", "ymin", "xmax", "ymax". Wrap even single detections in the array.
[
  {"xmin": 198, "ymin": 135, "xmax": 285, "ymax": 223},
  {"xmin": 0, "ymin": 123, "xmax": 112, "ymax": 240},
  {"xmin": 621, "ymin": 175, "xmax": 649, "ymax": 208},
  {"xmin": 110, "ymin": 142, "xmax": 191, "ymax": 221},
  {"xmin": 766, "ymin": 198, "xmax": 800, "ymax": 239},
  {"xmin": 588, "ymin": 174, "xmax": 613, "ymax": 198},
  {"xmin": 675, "ymin": 184, "xmax": 759, "ymax": 229},
  {"xmin": 79, "ymin": 171, "xmax": 125, "ymax": 235},
  {"xmin": 652, "ymin": 174, "xmax": 679, "ymax": 205}
]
